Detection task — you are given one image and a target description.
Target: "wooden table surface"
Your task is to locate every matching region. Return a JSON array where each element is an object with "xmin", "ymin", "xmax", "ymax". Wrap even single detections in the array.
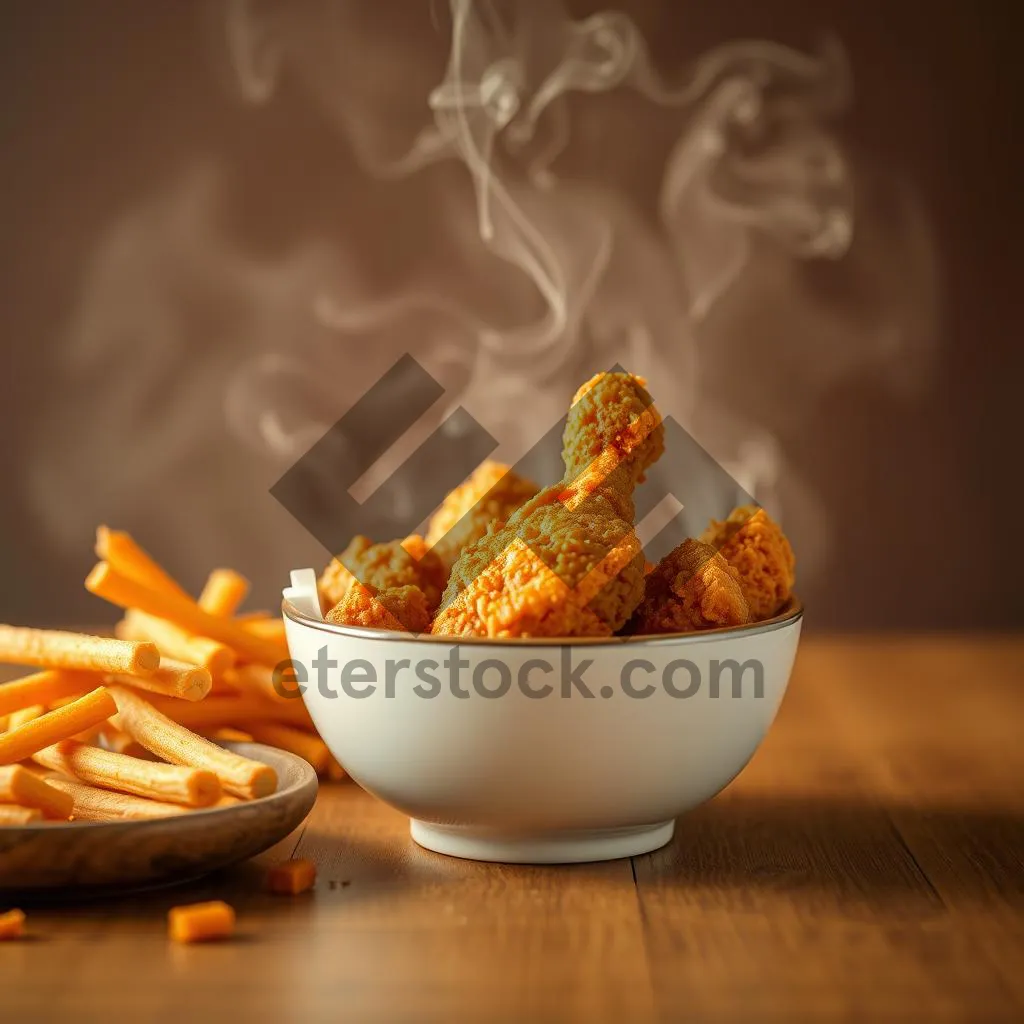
[{"xmin": 5, "ymin": 636, "xmax": 1024, "ymax": 1022}]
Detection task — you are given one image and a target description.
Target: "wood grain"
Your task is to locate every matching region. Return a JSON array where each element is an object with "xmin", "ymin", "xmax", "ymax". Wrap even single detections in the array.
[{"xmin": 3, "ymin": 636, "xmax": 1024, "ymax": 1022}]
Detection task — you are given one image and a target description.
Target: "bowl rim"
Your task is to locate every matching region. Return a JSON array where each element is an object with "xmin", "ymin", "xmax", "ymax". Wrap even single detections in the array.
[{"xmin": 282, "ymin": 595, "xmax": 803, "ymax": 648}]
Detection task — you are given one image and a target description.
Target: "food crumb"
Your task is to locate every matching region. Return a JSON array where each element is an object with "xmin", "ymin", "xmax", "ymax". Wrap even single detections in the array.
[
  {"xmin": 168, "ymin": 900, "xmax": 235, "ymax": 943},
  {"xmin": 267, "ymin": 858, "xmax": 317, "ymax": 896},
  {"xmin": 0, "ymin": 908, "xmax": 26, "ymax": 940}
]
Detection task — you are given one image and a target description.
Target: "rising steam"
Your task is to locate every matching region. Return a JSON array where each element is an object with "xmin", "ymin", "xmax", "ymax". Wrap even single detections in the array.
[
  {"xmin": 222, "ymin": 0, "xmax": 869, "ymax": 556},
  {"xmin": 29, "ymin": 0, "xmax": 938, "ymax": 593}
]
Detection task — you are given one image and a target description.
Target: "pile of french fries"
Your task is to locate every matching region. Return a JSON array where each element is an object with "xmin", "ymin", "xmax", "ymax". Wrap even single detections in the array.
[{"xmin": 0, "ymin": 527, "xmax": 342, "ymax": 826}]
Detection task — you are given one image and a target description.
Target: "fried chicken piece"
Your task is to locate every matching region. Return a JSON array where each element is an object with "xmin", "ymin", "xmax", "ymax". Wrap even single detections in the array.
[
  {"xmin": 700, "ymin": 505, "xmax": 796, "ymax": 620},
  {"xmin": 318, "ymin": 534, "xmax": 446, "ymax": 631},
  {"xmin": 563, "ymin": 370, "xmax": 665, "ymax": 489},
  {"xmin": 325, "ymin": 584, "xmax": 431, "ymax": 634},
  {"xmin": 629, "ymin": 540, "xmax": 751, "ymax": 634},
  {"xmin": 432, "ymin": 372, "xmax": 664, "ymax": 639},
  {"xmin": 425, "ymin": 460, "xmax": 538, "ymax": 570}
]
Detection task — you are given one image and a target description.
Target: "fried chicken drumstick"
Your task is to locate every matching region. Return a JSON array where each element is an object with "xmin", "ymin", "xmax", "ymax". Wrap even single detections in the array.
[{"xmin": 432, "ymin": 372, "xmax": 664, "ymax": 638}]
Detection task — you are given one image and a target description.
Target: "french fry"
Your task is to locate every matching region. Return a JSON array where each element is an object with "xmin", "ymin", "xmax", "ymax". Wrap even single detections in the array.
[
  {"xmin": 234, "ymin": 610, "xmax": 271, "ymax": 623},
  {"xmin": 98, "ymin": 725, "xmax": 154, "ymax": 760},
  {"xmin": 141, "ymin": 694, "xmax": 312, "ymax": 731},
  {"xmin": 222, "ymin": 663, "xmax": 295, "ymax": 704},
  {"xmin": 266, "ymin": 858, "xmax": 316, "ymax": 895},
  {"xmin": 95, "ymin": 526, "xmax": 192, "ymax": 602},
  {"xmin": 72, "ymin": 722, "xmax": 104, "ymax": 744},
  {"xmin": 43, "ymin": 775, "xmax": 189, "ymax": 822},
  {"xmin": 0, "ymin": 908, "xmax": 27, "ymax": 938},
  {"xmin": 209, "ymin": 673, "xmax": 244, "ymax": 696},
  {"xmin": 0, "ymin": 688, "xmax": 117, "ymax": 765},
  {"xmin": 0, "ymin": 805, "xmax": 43, "ymax": 825},
  {"xmin": 7, "ymin": 706, "xmax": 43, "ymax": 729},
  {"xmin": 0, "ymin": 626, "xmax": 158, "ymax": 676},
  {"xmin": 118, "ymin": 610, "xmax": 235, "ymax": 678},
  {"xmin": 0, "ymin": 670, "xmax": 99, "ymax": 717},
  {"xmin": 326, "ymin": 757, "xmax": 347, "ymax": 782},
  {"xmin": 168, "ymin": 901, "xmax": 235, "ymax": 943},
  {"xmin": 202, "ymin": 727, "xmax": 253, "ymax": 743},
  {"xmin": 86, "ymin": 563, "xmax": 286, "ymax": 667},
  {"xmin": 244, "ymin": 723, "xmax": 329, "ymax": 775},
  {"xmin": 0, "ymin": 764, "xmax": 74, "ymax": 819},
  {"xmin": 198, "ymin": 569, "xmax": 250, "ymax": 617},
  {"xmin": 111, "ymin": 658, "xmax": 212, "ymax": 703},
  {"xmin": 109, "ymin": 686, "xmax": 277, "ymax": 799},
  {"xmin": 33, "ymin": 741, "xmax": 221, "ymax": 807},
  {"xmin": 0, "ymin": 715, "xmax": 7, "ymax": 733},
  {"xmin": 242, "ymin": 618, "xmax": 287, "ymax": 646}
]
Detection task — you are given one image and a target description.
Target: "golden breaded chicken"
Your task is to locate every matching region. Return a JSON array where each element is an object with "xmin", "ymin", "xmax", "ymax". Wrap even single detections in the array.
[
  {"xmin": 701, "ymin": 505, "xmax": 795, "ymax": 620},
  {"xmin": 425, "ymin": 460, "xmax": 538, "ymax": 569},
  {"xmin": 318, "ymin": 534, "xmax": 446, "ymax": 631},
  {"xmin": 325, "ymin": 583, "xmax": 431, "ymax": 634},
  {"xmin": 432, "ymin": 372, "xmax": 664, "ymax": 638},
  {"xmin": 629, "ymin": 539, "xmax": 751, "ymax": 634}
]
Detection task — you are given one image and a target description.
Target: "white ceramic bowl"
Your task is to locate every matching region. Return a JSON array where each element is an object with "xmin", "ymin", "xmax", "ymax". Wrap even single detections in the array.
[{"xmin": 282, "ymin": 587, "xmax": 802, "ymax": 864}]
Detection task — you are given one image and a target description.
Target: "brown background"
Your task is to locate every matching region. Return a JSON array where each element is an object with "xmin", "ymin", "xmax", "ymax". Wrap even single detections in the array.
[{"xmin": 0, "ymin": 1, "xmax": 1020, "ymax": 630}]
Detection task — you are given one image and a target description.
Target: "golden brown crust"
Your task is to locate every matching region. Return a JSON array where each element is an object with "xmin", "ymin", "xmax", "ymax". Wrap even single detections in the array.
[
  {"xmin": 425, "ymin": 461, "xmax": 538, "ymax": 569},
  {"xmin": 630, "ymin": 540, "xmax": 751, "ymax": 634},
  {"xmin": 432, "ymin": 490, "xmax": 645, "ymax": 638},
  {"xmin": 324, "ymin": 584, "xmax": 431, "ymax": 634},
  {"xmin": 701, "ymin": 505, "xmax": 796, "ymax": 620},
  {"xmin": 433, "ymin": 374, "xmax": 661, "ymax": 638},
  {"xmin": 563, "ymin": 372, "xmax": 664, "ymax": 490},
  {"xmin": 318, "ymin": 534, "xmax": 446, "ymax": 616}
]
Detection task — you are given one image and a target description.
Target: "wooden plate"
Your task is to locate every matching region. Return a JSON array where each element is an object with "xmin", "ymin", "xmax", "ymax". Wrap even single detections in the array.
[{"xmin": 0, "ymin": 742, "xmax": 318, "ymax": 892}]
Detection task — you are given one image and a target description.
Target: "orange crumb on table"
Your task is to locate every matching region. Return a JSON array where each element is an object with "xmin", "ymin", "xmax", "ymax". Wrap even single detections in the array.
[
  {"xmin": 168, "ymin": 901, "xmax": 235, "ymax": 943},
  {"xmin": 267, "ymin": 858, "xmax": 317, "ymax": 895},
  {"xmin": 0, "ymin": 908, "xmax": 26, "ymax": 940}
]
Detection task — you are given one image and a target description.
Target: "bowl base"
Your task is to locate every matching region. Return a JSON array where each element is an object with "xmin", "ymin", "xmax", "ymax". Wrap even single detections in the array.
[{"xmin": 409, "ymin": 819, "xmax": 675, "ymax": 864}]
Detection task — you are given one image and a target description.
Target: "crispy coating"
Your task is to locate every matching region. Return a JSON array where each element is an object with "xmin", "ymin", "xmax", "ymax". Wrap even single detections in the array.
[
  {"xmin": 318, "ymin": 534, "xmax": 446, "ymax": 618},
  {"xmin": 433, "ymin": 489, "xmax": 644, "ymax": 638},
  {"xmin": 563, "ymin": 371, "xmax": 664, "ymax": 493},
  {"xmin": 701, "ymin": 505, "xmax": 796, "ymax": 620},
  {"xmin": 425, "ymin": 460, "xmax": 538, "ymax": 569},
  {"xmin": 325, "ymin": 583, "xmax": 431, "ymax": 634},
  {"xmin": 630, "ymin": 540, "xmax": 751, "ymax": 634},
  {"xmin": 432, "ymin": 373, "xmax": 663, "ymax": 638}
]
